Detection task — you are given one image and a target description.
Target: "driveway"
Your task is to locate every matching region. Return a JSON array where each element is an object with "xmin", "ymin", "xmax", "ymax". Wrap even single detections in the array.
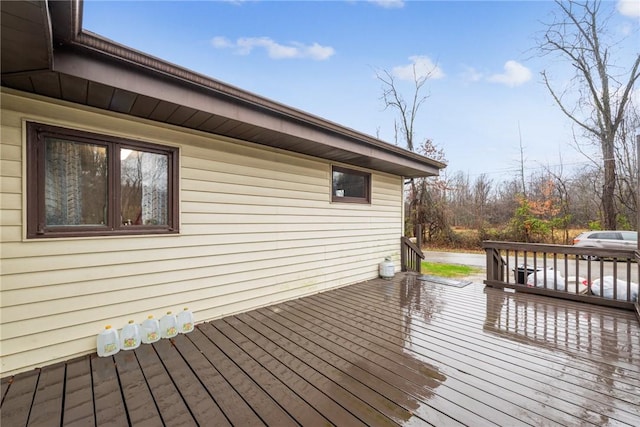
[{"xmin": 424, "ymin": 250, "xmax": 485, "ymax": 268}]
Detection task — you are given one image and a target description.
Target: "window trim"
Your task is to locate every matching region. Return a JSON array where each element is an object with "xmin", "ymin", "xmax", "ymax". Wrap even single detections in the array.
[
  {"xmin": 331, "ymin": 165, "xmax": 371, "ymax": 204},
  {"xmin": 26, "ymin": 122, "xmax": 179, "ymax": 238}
]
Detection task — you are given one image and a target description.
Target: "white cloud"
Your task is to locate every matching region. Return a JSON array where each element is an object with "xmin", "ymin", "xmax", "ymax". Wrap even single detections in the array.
[
  {"xmin": 211, "ymin": 36, "xmax": 335, "ymax": 60},
  {"xmin": 617, "ymin": 0, "xmax": 640, "ymax": 18},
  {"xmin": 211, "ymin": 36, "xmax": 233, "ymax": 49},
  {"xmin": 461, "ymin": 66, "xmax": 483, "ymax": 83},
  {"xmin": 619, "ymin": 22, "xmax": 634, "ymax": 35},
  {"xmin": 487, "ymin": 60, "xmax": 532, "ymax": 87},
  {"xmin": 368, "ymin": 0, "xmax": 405, "ymax": 9},
  {"xmin": 392, "ymin": 55, "xmax": 445, "ymax": 81}
]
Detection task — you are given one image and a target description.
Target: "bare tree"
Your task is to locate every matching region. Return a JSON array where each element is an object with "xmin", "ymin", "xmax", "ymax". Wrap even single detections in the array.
[
  {"xmin": 538, "ymin": 0, "xmax": 640, "ymax": 230},
  {"xmin": 518, "ymin": 122, "xmax": 527, "ymax": 197},
  {"xmin": 448, "ymin": 171, "xmax": 473, "ymax": 228},
  {"xmin": 473, "ymin": 174, "xmax": 493, "ymax": 230},
  {"xmin": 377, "ymin": 62, "xmax": 445, "ymax": 241},
  {"xmin": 614, "ymin": 101, "xmax": 639, "ymax": 228},
  {"xmin": 542, "ymin": 159, "xmax": 574, "ymax": 244},
  {"xmin": 377, "ymin": 66, "xmax": 432, "ymax": 152}
]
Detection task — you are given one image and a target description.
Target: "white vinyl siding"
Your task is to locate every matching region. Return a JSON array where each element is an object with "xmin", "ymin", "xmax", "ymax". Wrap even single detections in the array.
[{"xmin": 0, "ymin": 89, "xmax": 403, "ymax": 375}]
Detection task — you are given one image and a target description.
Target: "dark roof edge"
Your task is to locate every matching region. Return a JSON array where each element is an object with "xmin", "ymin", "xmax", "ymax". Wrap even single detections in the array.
[{"xmin": 52, "ymin": 0, "xmax": 446, "ymax": 172}]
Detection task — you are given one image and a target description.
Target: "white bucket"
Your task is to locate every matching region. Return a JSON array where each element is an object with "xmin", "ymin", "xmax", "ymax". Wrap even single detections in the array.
[
  {"xmin": 141, "ymin": 315, "xmax": 161, "ymax": 344},
  {"xmin": 120, "ymin": 320, "xmax": 141, "ymax": 350},
  {"xmin": 159, "ymin": 311, "xmax": 178, "ymax": 339},
  {"xmin": 97, "ymin": 325, "xmax": 120, "ymax": 357},
  {"xmin": 177, "ymin": 307, "xmax": 194, "ymax": 334}
]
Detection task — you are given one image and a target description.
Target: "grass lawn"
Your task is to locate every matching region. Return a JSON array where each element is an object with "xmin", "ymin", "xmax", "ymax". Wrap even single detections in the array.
[{"xmin": 421, "ymin": 261, "xmax": 483, "ymax": 278}]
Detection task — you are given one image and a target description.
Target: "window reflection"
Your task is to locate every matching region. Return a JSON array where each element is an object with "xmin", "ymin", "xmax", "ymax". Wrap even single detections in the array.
[
  {"xmin": 120, "ymin": 149, "xmax": 168, "ymax": 226},
  {"xmin": 44, "ymin": 139, "xmax": 107, "ymax": 226}
]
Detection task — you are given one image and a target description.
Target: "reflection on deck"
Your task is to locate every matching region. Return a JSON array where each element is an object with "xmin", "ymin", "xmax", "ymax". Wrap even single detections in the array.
[{"xmin": 484, "ymin": 286, "xmax": 639, "ymax": 361}]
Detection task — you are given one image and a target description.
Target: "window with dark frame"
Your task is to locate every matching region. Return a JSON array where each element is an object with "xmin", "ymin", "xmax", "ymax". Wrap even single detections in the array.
[
  {"xmin": 331, "ymin": 165, "xmax": 371, "ymax": 204},
  {"xmin": 26, "ymin": 122, "xmax": 179, "ymax": 238}
]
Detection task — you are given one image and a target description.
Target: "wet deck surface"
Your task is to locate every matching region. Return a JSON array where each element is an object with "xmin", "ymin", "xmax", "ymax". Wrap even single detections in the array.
[{"xmin": 2, "ymin": 273, "xmax": 640, "ymax": 426}]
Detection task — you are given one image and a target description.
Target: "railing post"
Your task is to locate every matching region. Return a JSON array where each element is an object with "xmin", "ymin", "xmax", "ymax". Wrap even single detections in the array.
[
  {"xmin": 416, "ymin": 224, "xmax": 422, "ymax": 273},
  {"xmin": 636, "ymin": 135, "xmax": 639, "ymax": 320},
  {"xmin": 400, "ymin": 236, "xmax": 425, "ymax": 274},
  {"xmin": 485, "ymin": 248, "xmax": 500, "ymax": 282}
]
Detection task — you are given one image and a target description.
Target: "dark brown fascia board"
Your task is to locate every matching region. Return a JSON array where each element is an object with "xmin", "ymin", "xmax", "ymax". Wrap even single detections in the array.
[
  {"xmin": 48, "ymin": 0, "xmax": 83, "ymax": 43},
  {"xmin": 51, "ymin": 0, "xmax": 446, "ymax": 176},
  {"xmin": 0, "ymin": 0, "xmax": 54, "ymax": 73}
]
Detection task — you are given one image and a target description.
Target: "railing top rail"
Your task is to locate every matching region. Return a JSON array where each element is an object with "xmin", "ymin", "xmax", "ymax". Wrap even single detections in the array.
[
  {"xmin": 401, "ymin": 236, "xmax": 425, "ymax": 259},
  {"xmin": 482, "ymin": 240, "xmax": 637, "ymax": 258}
]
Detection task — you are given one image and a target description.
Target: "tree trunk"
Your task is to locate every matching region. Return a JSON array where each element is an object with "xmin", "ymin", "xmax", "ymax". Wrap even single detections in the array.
[{"xmin": 602, "ymin": 136, "xmax": 617, "ymax": 229}]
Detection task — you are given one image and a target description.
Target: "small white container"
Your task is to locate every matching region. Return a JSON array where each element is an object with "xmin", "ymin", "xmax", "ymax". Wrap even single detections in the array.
[
  {"xmin": 120, "ymin": 320, "xmax": 141, "ymax": 350},
  {"xmin": 159, "ymin": 311, "xmax": 178, "ymax": 339},
  {"xmin": 176, "ymin": 307, "xmax": 195, "ymax": 334},
  {"xmin": 141, "ymin": 315, "xmax": 161, "ymax": 344},
  {"xmin": 97, "ymin": 325, "xmax": 120, "ymax": 357},
  {"xmin": 379, "ymin": 256, "xmax": 395, "ymax": 279}
]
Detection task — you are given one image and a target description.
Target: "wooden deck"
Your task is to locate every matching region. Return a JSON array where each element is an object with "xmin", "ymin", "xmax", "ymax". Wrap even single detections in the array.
[{"xmin": 2, "ymin": 273, "xmax": 640, "ymax": 426}]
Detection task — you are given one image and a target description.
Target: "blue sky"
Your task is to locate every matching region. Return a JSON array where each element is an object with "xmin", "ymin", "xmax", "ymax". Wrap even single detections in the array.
[{"xmin": 82, "ymin": 0, "xmax": 640, "ymax": 180}]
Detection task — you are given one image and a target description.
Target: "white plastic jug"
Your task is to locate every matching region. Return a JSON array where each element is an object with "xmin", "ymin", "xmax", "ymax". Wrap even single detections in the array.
[
  {"xmin": 141, "ymin": 315, "xmax": 161, "ymax": 344},
  {"xmin": 120, "ymin": 320, "xmax": 141, "ymax": 350},
  {"xmin": 97, "ymin": 325, "xmax": 120, "ymax": 357},
  {"xmin": 176, "ymin": 307, "xmax": 194, "ymax": 334},
  {"xmin": 159, "ymin": 311, "xmax": 178, "ymax": 339}
]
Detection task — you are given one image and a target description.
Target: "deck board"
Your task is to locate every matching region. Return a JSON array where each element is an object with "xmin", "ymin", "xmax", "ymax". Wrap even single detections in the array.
[
  {"xmin": 186, "ymin": 327, "xmax": 296, "ymax": 427},
  {"xmin": 171, "ymin": 332, "xmax": 264, "ymax": 427},
  {"xmin": 317, "ymin": 283, "xmax": 636, "ymax": 425},
  {"xmin": 241, "ymin": 310, "xmax": 417, "ymax": 425},
  {"xmin": 225, "ymin": 315, "xmax": 400, "ymax": 427},
  {"xmin": 62, "ymin": 356, "xmax": 95, "ymax": 427},
  {"xmin": 113, "ymin": 350, "xmax": 163, "ymax": 426},
  {"xmin": 199, "ymin": 322, "xmax": 329, "ymax": 426},
  {"xmin": 341, "ymin": 283, "xmax": 640, "ymax": 383},
  {"xmin": 364, "ymin": 281, "xmax": 640, "ymax": 421},
  {"xmin": 215, "ymin": 318, "xmax": 368, "ymax": 427},
  {"xmin": 0, "ymin": 369, "xmax": 39, "ymax": 426},
  {"xmin": 283, "ymin": 298, "xmax": 528, "ymax": 426},
  {"xmin": 152, "ymin": 337, "xmax": 230, "ymax": 426},
  {"xmin": 298, "ymin": 293, "xmax": 563, "ymax": 426},
  {"xmin": 1, "ymin": 376, "xmax": 12, "ymax": 406},
  {"xmin": 133, "ymin": 342, "xmax": 196, "ymax": 427},
  {"xmin": 91, "ymin": 354, "xmax": 128, "ymax": 426},
  {"xmin": 2, "ymin": 273, "xmax": 640, "ymax": 426},
  {"xmin": 27, "ymin": 363, "xmax": 65, "ymax": 427},
  {"xmin": 259, "ymin": 305, "xmax": 465, "ymax": 426}
]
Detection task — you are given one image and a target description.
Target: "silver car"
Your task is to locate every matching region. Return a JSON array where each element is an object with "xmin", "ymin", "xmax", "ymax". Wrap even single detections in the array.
[{"xmin": 572, "ymin": 230, "xmax": 638, "ymax": 260}]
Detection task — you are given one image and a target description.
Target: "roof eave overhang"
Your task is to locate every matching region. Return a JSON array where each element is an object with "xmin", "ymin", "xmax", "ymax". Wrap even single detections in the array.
[{"xmin": 3, "ymin": 0, "xmax": 446, "ymax": 178}]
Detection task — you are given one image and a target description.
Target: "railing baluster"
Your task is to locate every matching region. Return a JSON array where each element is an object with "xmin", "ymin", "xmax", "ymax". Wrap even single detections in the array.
[
  {"xmin": 587, "ymin": 256, "xmax": 592, "ymax": 295},
  {"xmin": 627, "ymin": 258, "xmax": 632, "ymax": 303},
  {"xmin": 613, "ymin": 258, "xmax": 618, "ymax": 301}
]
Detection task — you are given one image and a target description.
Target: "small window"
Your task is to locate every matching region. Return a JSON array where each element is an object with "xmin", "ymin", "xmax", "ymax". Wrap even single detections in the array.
[
  {"xmin": 27, "ymin": 122, "xmax": 179, "ymax": 238},
  {"xmin": 332, "ymin": 166, "xmax": 370, "ymax": 204}
]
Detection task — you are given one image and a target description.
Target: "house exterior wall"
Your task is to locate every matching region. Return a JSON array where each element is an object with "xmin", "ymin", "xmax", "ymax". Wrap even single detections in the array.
[{"xmin": 0, "ymin": 89, "xmax": 404, "ymax": 375}]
